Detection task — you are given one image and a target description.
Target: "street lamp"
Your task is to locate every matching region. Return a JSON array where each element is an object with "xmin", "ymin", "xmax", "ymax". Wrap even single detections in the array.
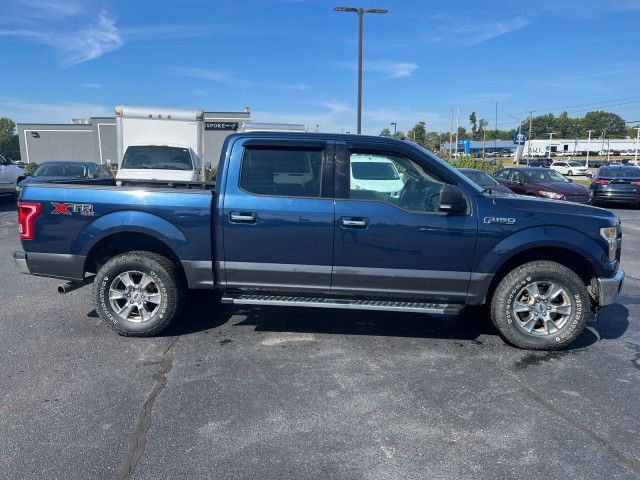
[
  {"xmin": 585, "ymin": 130, "xmax": 594, "ymax": 169},
  {"xmin": 547, "ymin": 132, "xmax": 557, "ymax": 160},
  {"xmin": 454, "ymin": 99, "xmax": 485, "ymax": 158},
  {"xmin": 390, "ymin": 122, "xmax": 397, "ymax": 138},
  {"xmin": 334, "ymin": 6, "xmax": 388, "ymax": 134},
  {"xmin": 634, "ymin": 126, "xmax": 640, "ymax": 163}
]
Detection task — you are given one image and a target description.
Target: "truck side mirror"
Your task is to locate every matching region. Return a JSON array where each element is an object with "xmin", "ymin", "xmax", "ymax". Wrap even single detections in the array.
[{"xmin": 438, "ymin": 184, "xmax": 467, "ymax": 215}]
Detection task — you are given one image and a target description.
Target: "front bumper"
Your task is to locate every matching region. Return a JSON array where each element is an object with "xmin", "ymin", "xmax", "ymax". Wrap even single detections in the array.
[
  {"xmin": 13, "ymin": 251, "xmax": 30, "ymax": 274},
  {"xmin": 596, "ymin": 268, "xmax": 624, "ymax": 307}
]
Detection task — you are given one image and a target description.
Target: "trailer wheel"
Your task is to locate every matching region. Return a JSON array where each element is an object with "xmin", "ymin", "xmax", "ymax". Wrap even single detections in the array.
[
  {"xmin": 490, "ymin": 260, "xmax": 591, "ymax": 350},
  {"xmin": 93, "ymin": 251, "xmax": 185, "ymax": 336}
]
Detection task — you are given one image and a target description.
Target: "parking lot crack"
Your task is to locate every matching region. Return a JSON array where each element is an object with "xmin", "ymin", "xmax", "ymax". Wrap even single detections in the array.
[{"xmin": 115, "ymin": 337, "xmax": 178, "ymax": 480}]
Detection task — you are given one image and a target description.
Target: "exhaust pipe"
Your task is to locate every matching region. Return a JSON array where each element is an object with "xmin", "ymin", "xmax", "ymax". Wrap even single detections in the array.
[{"xmin": 57, "ymin": 281, "xmax": 84, "ymax": 294}]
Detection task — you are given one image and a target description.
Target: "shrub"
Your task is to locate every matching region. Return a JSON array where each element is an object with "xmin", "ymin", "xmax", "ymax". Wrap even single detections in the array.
[{"xmin": 23, "ymin": 163, "xmax": 38, "ymax": 176}]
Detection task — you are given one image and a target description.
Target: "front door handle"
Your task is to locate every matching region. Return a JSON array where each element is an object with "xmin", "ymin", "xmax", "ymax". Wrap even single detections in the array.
[
  {"xmin": 230, "ymin": 212, "xmax": 256, "ymax": 223},
  {"xmin": 341, "ymin": 216, "xmax": 368, "ymax": 228}
]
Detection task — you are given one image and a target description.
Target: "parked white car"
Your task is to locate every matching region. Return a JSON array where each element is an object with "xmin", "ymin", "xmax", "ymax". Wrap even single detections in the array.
[
  {"xmin": 0, "ymin": 155, "xmax": 25, "ymax": 197},
  {"xmin": 350, "ymin": 154, "xmax": 405, "ymax": 196},
  {"xmin": 551, "ymin": 161, "xmax": 589, "ymax": 176}
]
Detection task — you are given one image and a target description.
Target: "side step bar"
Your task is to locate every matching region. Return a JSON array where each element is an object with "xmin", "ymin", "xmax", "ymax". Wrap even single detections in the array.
[{"xmin": 221, "ymin": 294, "xmax": 464, "ymax": 315}]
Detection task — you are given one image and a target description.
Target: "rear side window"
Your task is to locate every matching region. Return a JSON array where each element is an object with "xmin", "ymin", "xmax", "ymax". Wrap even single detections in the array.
[
  {"xmin": 121, "ymin": 146, "xmax": 193, "ymax": 171},
  {"xmin": 599, "ymin": 167, "xmax": 640, "ymax": 178},
  {"xmin": 240, "ymin": 147, "xmax": 323, "ymax": 197}
]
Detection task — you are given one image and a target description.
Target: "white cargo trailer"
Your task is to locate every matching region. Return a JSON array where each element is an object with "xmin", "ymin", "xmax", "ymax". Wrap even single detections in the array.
[{"xmin": 115, "ymin": 105, "xmax": 204, "ymax": 182}]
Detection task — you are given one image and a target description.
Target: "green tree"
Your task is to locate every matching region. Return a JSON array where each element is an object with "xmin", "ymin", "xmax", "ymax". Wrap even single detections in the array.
[
  {"xmin": 478, "ymin": 118, "xmax": 489, "ymax": 136},
  {"xmin": 379, "ymin": 127, "xmax": 392, "ymax": 137},
  {"xmin": 407, "ymin": 121, "xmax": 427, "ymax": 146},
  {"xmin": 582, "ymin": 111, "xmax": 627, "ymax": 138},
  {"xmin": 0, "ymin": 117, "xmax": 20, "ymax": 161},
  {"xmin": 469, "ymin": 112, "xmax": 478, "ymax": 139}
]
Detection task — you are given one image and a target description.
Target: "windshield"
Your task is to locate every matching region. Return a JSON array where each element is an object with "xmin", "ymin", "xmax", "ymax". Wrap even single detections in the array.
[
  {"xmin": 526, "ymin": 169, "xmax": 570, "ymax": 183},
  {"xmin": 33, "ymin": 163, "xmax": 87, "ymax": 177},
  {"xmin": 352, "ymin": 161, "xmax": 400, "ymax": 180},
  {"xmin": 462, "ymin": 170, "xmax": 500, "ymax": 188},
  {"xmin": 121, "ymin": 146, "xmax": 193, "ymax": 171},
  {"xmin": 568, "ymin": 161, "xmax": 583, "ymax": 166},
  {"xmin": 599, "ymin": 167, "xmax": 640, "ymax": 178}
]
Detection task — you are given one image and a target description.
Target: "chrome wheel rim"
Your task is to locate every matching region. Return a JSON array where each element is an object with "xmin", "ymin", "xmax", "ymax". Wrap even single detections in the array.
[
  {"xmin": 512, "ymin": 281, "xmax": 572, "ymax": 337},
  {"xmin": 109, "ymin": 271, "xmax": 162, "ymax": 323}
]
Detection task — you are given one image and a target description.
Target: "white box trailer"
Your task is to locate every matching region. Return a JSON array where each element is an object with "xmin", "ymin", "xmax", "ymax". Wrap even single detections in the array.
[{"xmin": 115, "ymin": 105, "xmax": 204, "ymax": 182}]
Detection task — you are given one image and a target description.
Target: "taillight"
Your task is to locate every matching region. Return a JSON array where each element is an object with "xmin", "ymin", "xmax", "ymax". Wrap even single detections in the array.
[
  {"xmin": 632, "ymin": 180, "xmax": 640, "ymax": 186},
  {"xmin": 17, "ymin": 202, "xmax": 41, "ymax": 240},
  {"xmin": 593, "ymin": 178, "xmax": 609, "ymax": 185}
]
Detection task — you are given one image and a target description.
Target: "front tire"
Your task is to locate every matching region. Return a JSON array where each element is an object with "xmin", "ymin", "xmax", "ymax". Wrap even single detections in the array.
[
  {"xmin": 93, "ymin": 251, "xmax": 185, "ymax": 336},
  {"xmin": 567, "ymin": 170, "xmax": 573, "ymax": 176},
  {"xmin": 490, "ymin": 261, "xmax": 591, "ymax": 350}
]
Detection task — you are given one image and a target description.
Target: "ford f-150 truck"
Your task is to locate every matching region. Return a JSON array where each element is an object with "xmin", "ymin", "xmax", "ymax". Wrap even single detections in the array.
[{"xmin": 14, "ymin": 133, "xmax": 624, "ymax": 350}]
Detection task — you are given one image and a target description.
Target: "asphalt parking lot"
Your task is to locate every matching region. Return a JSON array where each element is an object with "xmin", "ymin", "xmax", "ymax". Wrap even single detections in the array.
[{"xmin": 1, "ymin": 197, "xmax": 639, "ymax": 480}]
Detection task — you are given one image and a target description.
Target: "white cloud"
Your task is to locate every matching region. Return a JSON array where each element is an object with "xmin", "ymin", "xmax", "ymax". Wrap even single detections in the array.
[
  {"xmin": 0, "ymin": 9, "xmax": 123, "ymax": 65},
  {"xmin": 251, "ymin": 101, "xmax": 445, "ymax": 135},
  {"xmin": 335, "ymin": 60, "xmax": 419, "ymax": 79},
  {"xmin": 452, "ymin": 17, "xmax": 531, "ymax": 45},
  {"xmin": 0, "ymin": 99, "xmax": 112, "ymax": 123},
  {"xmin": 168, "ymin": 67, "xmax": 236, "ymax": 83},
  {"xmin": 169, "ymin": 67, "xmax": 312, "ymax": 91},
  {"xmin": 81, "ymin": 83, "xmax": 102, "ymax": 90}
]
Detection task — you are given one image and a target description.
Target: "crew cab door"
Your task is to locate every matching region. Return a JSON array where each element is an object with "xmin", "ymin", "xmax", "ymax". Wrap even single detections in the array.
[
  {"xmin": 220, "ymin": 138, "xmax": 335, "ymax": 293},
  {"xmin": 331, "ymin": 142, "xmax": 477, "ymax": 302}
]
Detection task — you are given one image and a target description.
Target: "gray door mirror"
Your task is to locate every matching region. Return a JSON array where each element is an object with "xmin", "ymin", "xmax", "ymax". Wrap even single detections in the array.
[{"xmin": 438, "ymin": 184, "xmax": 467, "ymax": 214}]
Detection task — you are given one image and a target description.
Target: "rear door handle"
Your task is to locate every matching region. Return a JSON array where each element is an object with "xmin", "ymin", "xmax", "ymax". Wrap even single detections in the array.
[
  {"xmin": 230, "ymin": 212, "xmax": 256, "ymax": 223},
  {"xmin": 341, "ymin": 216, "xmax": 368, "ymax": 228}
]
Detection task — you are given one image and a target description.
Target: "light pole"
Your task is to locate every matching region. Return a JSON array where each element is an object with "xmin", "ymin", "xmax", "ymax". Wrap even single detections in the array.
[
  {"xmin": 334, "ymin": 6, "xmax": 388, "ymax": 134},
  {"xmin": 482, "ymin": 128, "xmax": 486, "ymax": 159},
  {"xmin": 315, "ymin": 123, "xmax": 319, "ymax": 133},
  {"xmin": 586, "ymin": 130, "xmax": 593, "ymax": 169},
  {"xmin": 454, "ymin": 99, "xmax": 485, "ymax": 158},
  {"xmin": 547, "ymin": 132, "xmax": 557, "ymax": 160},
  {"xmin": 390, "ymin": 122, "xmax": 397, "ymax": 138},
  {"xmin": 634, "ymin": 126, "xmax": 640, "ymax": 163},
  {"xmin": 505, "ymin": 112, "xmax": 524, "ymax": 165},
  {"xmin": 527, "ymin": 110, "xmax": 535, "ymax": 159}
]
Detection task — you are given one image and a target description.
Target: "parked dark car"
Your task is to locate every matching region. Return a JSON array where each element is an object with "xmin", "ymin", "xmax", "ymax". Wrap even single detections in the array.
[
  {"xmin": 16, "ymin": 161, "xmax": 113, "ymax": 197},
  {"xmin": 525, "ymin": 158, "xmax": 552, "ymax": 168},
  {"xmin": 590, "ymin": 165, "xmax": 640, "ymax": 206},
  {"xmin": 458, "ymin": 168, "xmax": 513, "ymax": 194},
  {"xmin": 493, "ymin": 167, "xmax": 592, "ymax": 204}
]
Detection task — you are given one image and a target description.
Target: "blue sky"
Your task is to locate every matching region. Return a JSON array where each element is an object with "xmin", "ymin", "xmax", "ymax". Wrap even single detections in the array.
[{"xmin": 1, "ymin": 0, "xmax": 639, "ymax": 135}]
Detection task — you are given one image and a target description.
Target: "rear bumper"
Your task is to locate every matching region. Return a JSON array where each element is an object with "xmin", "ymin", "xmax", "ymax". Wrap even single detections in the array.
[
  {"xmin": 13, "ymin": 251, "xmax": 29, "ymax": 274},
  {"xmin": 592, "ymin": 192, "xmax": 639, "ymax": 204},
  {"xmin": 596, "ymin": 268, "xmax": 624, "ymax": 307},
  {"xmin": 13, "ymin": 250, "xmax": 85, "ymax": 280}
]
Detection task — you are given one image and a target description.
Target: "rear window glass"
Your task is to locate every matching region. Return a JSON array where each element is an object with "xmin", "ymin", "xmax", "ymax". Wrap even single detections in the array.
[
  {"xmin": 121, "ymin": 146, "xmax": 192, "ymax": 171},
  {"xmin": 240, "ymin": 147, "xmax": 323, "ymax": 197},
  {"xmin": 599, "ymin": 167, "xmax": 640, "ymax": 178},
  {"xmin": 33, "ymin": 163, "xmax": 87, "ymax": 177}
]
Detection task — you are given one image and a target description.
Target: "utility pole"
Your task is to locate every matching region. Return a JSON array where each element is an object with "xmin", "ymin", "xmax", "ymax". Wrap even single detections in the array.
[
  {"xmin": 333, "ymin": 6, "xmax": 388, "ymax": 134},
  {"xmin": 527, "ymin": 111, "xmax": 534, "ymax": 159},
  {"xmin": 634, "ymin": 127, "xmax": 640, "ymax": 163},
  {"xmin": 547, "ymin": 132, "xmax": 557, "ymax": 160},
  {"xmin": 601, "ymin": 129, "xmax": 607, "ymax": 157},
  {"xmin": 494, "ymin": 101, "xmax": 498, "ymax": 152},
  {"xmin": 390, "ymin": 122, "xmax": 397, "ymax": 138},
  {"xmin": 455, "ymin": 105, "xmax": 460, "ymax": 158},
  {"xmin": 586, "ymin": 130, "xmax": 593, "ymax": 168},
  {"xmin": 315, "ymin": 123, "xmax": 319, "ymax": 133},
  {"xmin": 448, "ymin": 107, "xmax": 453, "ymax": 158},
  {"xmin": 482, "ymin": 128, "xmax": 486, "ymax": 159}
]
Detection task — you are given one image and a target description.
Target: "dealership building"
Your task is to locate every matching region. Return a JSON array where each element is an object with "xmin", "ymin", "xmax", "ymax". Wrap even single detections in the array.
[
  {"xmin": 17, "ymin": 108, "xmax": 252, "ymax": 165},
  {"xmin": 441, "ymin": 137, "xmax": 639, "ymax": 156}
]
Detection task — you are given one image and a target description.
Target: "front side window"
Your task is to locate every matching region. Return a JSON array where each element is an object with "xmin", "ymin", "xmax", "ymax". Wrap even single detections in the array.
[
  {"xmin": 240, "ymin": 147, "xmax": 323, "ymax": 197},
  {"xmin": 121, "ymin": 146, "xmax": 193, "ymax": 171},
  {"xmin": 348, "ymin": 151, "xmax": 445, "ymax": 213}
]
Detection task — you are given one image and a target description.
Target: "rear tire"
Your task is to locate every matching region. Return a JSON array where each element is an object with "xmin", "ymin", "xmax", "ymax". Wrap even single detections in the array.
[
  {"xmin": 490, "ymin": 261, "xmax": 591, "ymax": 350},
  {"xmin": 93, "ymin": 251, "xmax": 185, "ymax": 336},
  {"xmin": 567, "ymin": 170, "xmax": 573, "ymax": 176}
]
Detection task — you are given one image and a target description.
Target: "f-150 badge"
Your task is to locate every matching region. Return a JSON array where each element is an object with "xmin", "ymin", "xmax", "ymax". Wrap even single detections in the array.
[
  {"xmin": 51, "ymin": 202, "xmax": 94, "ymax": 216},
  {"xmin": 484, "ymin": 216, "xmax": 515, "ymax": 225}
]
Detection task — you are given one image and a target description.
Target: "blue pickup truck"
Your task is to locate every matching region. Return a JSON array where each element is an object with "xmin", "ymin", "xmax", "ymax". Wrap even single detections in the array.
[{"xmin": 14, "ymin": 133, "xmax": 624, "ymax": 350}]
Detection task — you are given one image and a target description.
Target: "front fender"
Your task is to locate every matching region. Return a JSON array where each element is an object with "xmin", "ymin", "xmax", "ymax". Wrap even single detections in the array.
[
  {"xmin": 475, "ymin": 225, "xmax": 610, "ymax": 277},
  {"xmin": 72, "ymin": 210, "xmax": 189, "ymax": 258}
]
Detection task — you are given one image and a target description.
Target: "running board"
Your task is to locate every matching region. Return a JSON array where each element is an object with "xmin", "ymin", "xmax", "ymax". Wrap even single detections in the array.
[{"xmin": 221, "ymin": 294, "xmax": 463, "ymax": 315}]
